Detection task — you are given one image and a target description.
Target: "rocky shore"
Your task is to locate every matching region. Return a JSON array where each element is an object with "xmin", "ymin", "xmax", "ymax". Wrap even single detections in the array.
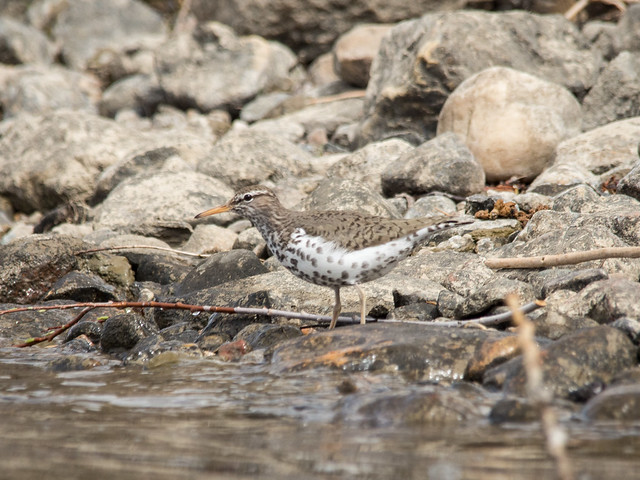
[{"xmin": 1, "ymin": 0, "xmax": 640, "ymax": 453}]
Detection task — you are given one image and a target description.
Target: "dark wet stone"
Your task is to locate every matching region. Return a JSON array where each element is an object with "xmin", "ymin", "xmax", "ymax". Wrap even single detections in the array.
[
  {"xmin": 582, "ymin": 384, "xmax": 640, "ymax": 421},
  {"xmin": 47, "ymin": 354, "xmax": 102, "ymax": 372},
  {"xmin": 483, "ymin": 326, "xmax": 637, "ymax": 400},
  {"xmin": 539, "ymin": 268, "xmax": 609, "ymax": 298},
  {"xmin": 489, "ymin": 398, "xmax": 540, "ymax": 424},
  {"xmin": 100, "ymin": 312, "xmax": 159, "ymax": 354},
  {"xmin": 269, "ymin": 323, "xmax": 514, "ymax": 382},
  {"xmin": 41, "ymin": 271, "xmax": 119, "ymax": 303},
  {"xmin": 33, "ymin": 201, "xmax": 91, "ymax": 233},
  {"xmin": 65, "ymin": 320, "xmax": 103, "ymax": 344},
  {"xmin": 218, "ymin": 339, "xmax": 250, "ymax": 361},
  {"xmin": 135, "ymin": 254, "xmax": 193, "ymax": 285},
  {"xmin": 159, "ymin": 322, "xmax": 198, "ymax": 343},
  {"xmin": 464, "ymin": 336, "xmax": 523, "ymax": 382},
  {"xmin": 235, "ymin": 323, "xmax": 302, "ymax": 350},
  {"xmin": 568, "ymin": 380, "xmax": 607, "ymax": 403},
  {"xmin": 124, "ymin": 335, "xmax": 203, "ymax": 365},
  {"xmin": 175, "ymin": 249, "xmax": 268, "ymax": 295},
  {"xmin": 0, "ymin": 301, "xmax": 77, "ymax": 347},
  {"xmin": 618, "ymin": 163, "xmax": 640, "ymax": 202},
  {"xmin": 0, "ymin": 235, "xmax": 86, "ymax": 304},
  {"xmin": 340, "ymin": 387, "xmax": 485, "ymax": 427},
  {"xmin": 465, "ymin": 194, "xmax": 495, "ymax": 216}
]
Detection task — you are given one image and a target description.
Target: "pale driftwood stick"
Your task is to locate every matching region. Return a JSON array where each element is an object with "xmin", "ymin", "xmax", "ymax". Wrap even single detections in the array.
[
  {"xmin": 506, "ymin": 295, "xmax": 573, "ymax": 480},
  {"xmin": 76, "ymin": 245, "xmax": 210, "ymax": 258},
  {"xmin": 564, "ymin": 0, "xmax": 590, "ymax": 20},
  {"xmin": 484, "ymin": 246, "xmax": 640, "ymax": 269}
]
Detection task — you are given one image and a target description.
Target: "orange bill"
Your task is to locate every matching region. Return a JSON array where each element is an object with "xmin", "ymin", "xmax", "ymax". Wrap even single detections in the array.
[{"xmin": 195, "ymin": 204, "xmax": 231, "ymax": 219}]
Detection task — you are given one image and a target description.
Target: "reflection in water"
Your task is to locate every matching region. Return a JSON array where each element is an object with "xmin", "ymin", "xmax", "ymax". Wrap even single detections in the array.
[{"xmin": 0, "ymin": 348, "xmax": 638, "ymax": 479}]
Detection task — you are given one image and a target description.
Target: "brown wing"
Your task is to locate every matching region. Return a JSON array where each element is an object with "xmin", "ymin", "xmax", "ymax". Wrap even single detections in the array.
[{"xmin": 298, "ymin": 210, "xmax": 459, "ymax": 250}]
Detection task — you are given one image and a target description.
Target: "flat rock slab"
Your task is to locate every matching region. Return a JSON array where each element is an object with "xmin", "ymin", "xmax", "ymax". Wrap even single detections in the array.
[{"xmin": 269, "ymin": 323, "xmax": 513, "ymax": 382}]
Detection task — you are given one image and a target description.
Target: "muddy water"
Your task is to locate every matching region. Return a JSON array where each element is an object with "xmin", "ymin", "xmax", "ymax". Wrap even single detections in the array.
[{"xmin": 0, "ymin": 348, "xmax": 638, "ymax": 480}]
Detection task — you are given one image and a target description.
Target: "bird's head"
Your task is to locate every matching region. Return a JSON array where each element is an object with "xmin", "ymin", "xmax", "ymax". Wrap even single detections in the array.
[{"xmin": 195, "ymin": 185, "xmax": 280, "ymax": 220}]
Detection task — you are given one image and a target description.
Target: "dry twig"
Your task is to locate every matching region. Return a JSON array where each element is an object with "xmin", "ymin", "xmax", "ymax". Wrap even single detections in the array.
[
  {"xmin": 484, "ymin": 246, "xmax": 640, "ymax": 269},
  {"xmin": 506, "ymin": 294, "xmax": 573, "ymax": 480}
]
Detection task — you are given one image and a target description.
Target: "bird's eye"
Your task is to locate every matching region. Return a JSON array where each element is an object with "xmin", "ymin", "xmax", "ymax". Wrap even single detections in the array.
[{"xmin": 243, "ymin": 193, "xmax": 254, "ymax": 202}]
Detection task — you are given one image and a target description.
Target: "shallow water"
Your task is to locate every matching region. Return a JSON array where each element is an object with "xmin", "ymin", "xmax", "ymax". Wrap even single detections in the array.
[{"xmin": 1, "ymin": 348, "xmax": 639, "ymax": 479}]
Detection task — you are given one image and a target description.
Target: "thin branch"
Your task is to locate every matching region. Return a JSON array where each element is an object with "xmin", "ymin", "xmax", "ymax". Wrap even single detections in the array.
[
  {"xmin": 564, "ymin": 0, "xmax": 590, "ymax": 20},
  {"xmin": 76, "ymin": 245, "xmax": 210, "ymax": 258},
  {"xmin": 484, "ymin": 246, "xmax": 640, "ymax": 269},
  {"xmin": 506, "ymin": 295, "xmax": 573, "ymax": 480},
  {"xmin": 4, "ymin": 299, "xmax": 545, "ymax": 348}
]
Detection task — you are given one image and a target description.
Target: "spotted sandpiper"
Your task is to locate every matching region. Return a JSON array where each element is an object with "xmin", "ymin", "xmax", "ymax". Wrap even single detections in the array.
[{"xmin": 196, "ymin": 185, "xmax": 472, "ymax": 329}]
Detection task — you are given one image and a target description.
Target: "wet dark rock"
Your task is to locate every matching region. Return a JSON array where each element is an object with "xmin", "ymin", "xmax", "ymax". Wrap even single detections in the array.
[
  {"xmin": 135, "ymin": 253, "xmax": 193, "ymax": 285},
  {"xmin": 41, "ymin": 271, "xmax": 119, "ymax": 303},
  {"xmin": 380, "ymin": 132, "xmax": 485, "ymax": 197},
  {"xmin": 175, "ymin": 250, "xmax": 268, "ymax": 295},
  {"xmin": 488, "ymin": 398, "xmax": 540, "ymax": 424},
  {"xmin": 100, "ymin": 312, "xmax": 159, "ymax": 354},
  {"xmin": 582, "ymin": 384, "xmax": 640, "ymax": 421},
  {"xmin": 65, "ymin": 320, "xmax": 103, "ymax": 344},
  {"xmin": 33, "ymin": 201, "xmax": 91, "ymax": 234},
  {"xmin": 269, "ymin": 323, "xmax": 514, "ymax": 382},
  {"xmin": 235, "ymin": 323, "xmax": 302, "ymax": 350},
  {"xmin": 539, "ymin": 268, "xmax": 609, "ymax": 298},
  {"xmin": 124, "ymin": 334, "xmax": 204, "ymax": 365},
  {"xmin": 0, "ymin": 301, "xmax": 77, "ymax": 346},
  {"xmin": 159, "ymin": 322, "xmax": 199, "ymax": 344},
  {"xmin": 47, "ymin": 354, "xmax": 103, "ymax": 372},
  {"xmin": 339, "ymin": 385, "xmax": 486, "ymax": 427},
  {"xmin": 464, "ymin": 336, "xmax": 523, "ymax": 383},
  {"xmin": 81, "ymin": 254, "xmax": 135, "ymax": 289},
  {"xmin": 0, "ymin": 235, "xmax": 86, "ymax": 304},
  {"xmin": 356, "ymin": 10, "xmax": 598, "ymax": 146},
  {"xmin": 465, "ymin": 195, "xmax": 496, "ymax": 216},
  {"xmin": 483, "ymin": 326, "xmax": 637, "ymax": 400}
]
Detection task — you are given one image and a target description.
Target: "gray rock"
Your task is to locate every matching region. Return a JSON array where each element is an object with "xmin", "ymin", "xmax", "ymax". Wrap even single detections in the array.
[
  {"xmin": 484, "ymin": 326, "xmax": 637, "ymax": 399},
  {"xmin": 324, "ymin": 138, "xmax": 414, "ymax": 194},
  {"xmin": 197, "ymin": 130, "xmax": 312, "ymax": 190},
  {"xmin": 539, "ymin": 268, "xmax": 609, "ymax": 298},
  {"xmin": 192, "ymin": 0, "xmax": 466, "ymax": 63},
  {"xmin": 580, "ymin": 278, "xmax": 640, "ymax": 324},
  {"xmin": 582, "ymin": 52, "xmax": 640, "ymax": 130},
  {"xmin": 617, "ymin": 162, "xmax": 640, "ymax": 201},
  {"xmin": 0, "ymin": 234, "xmax": 86, "ymax": 304},
  {"xmin": 404, "ymin": 196, "xmax": 457, "ymax": 219},
  {"xmin": 333, "ymin": 24, "xmax": 393, "ymax": 87},
  {"xmin": 381, "ymin": 132, "xmax": 485, "ymax": 197},
  {"xmin": 175, "ymin": 250, "xmax": 268, "ymax": 295},
  {"xmin": 98, "ymin": 74, "xmax": 163, "ymax": 118},
  {"xmin": 94, "ymin": 170, "xmax": 235, "ymax": 244},
  {"xmin": 51, "ymin": 0, "xmax": 166, "ymax": 71},
  {"xmin": 135, "ymin": 254, "xmax": 193, "ymax": 285},
  {"xmin": 303, "ymin": 178, "xmax": 402, "ymax": 218},
  {"xmin": 0, "ymin": 110, "xmax": 176, "ymax": 213},
  {"xmin": 530, "ymin": 117, "xmax": 640, "ymax": 195},
  {"xmin": 612, "ymin": 3, "xmax": 640, "ymax": 53},
  {"xmin": 0, "ymin": 65, "xmax": 100, "ymax": 117},
  {"xmin": 155, "ymin": 22, "xmax": 301, "ymax": 113},
  {"xmin": 240, "ymin": 92, "xmax": 292, "ymax": 123},
  {"xmin": 437, "ymin": 67, "xmax": 582, "ymax": 182},
  {"xmin": 611, "ymin": 317, "xmax": 640, "ymax": 344},
  {"xmin": 100, "ymin": 312, "xmax": 159, "ymax": 354},
  {"xmin": 0, "ymin": 16, "xmax": 55, "ymax": 64},
  {"xmin": 356, "ymin": 10, "xmax": 599, "ymax": 146}
]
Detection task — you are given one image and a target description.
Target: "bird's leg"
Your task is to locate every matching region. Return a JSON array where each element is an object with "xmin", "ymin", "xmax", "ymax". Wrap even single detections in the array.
[
  {"xmin": 329, "ymin": 287, "xmax": 341, "ymax": 329},
  {"xmin": 355, "ymin": 285, "xmax": 367, "ymax": 325}
]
